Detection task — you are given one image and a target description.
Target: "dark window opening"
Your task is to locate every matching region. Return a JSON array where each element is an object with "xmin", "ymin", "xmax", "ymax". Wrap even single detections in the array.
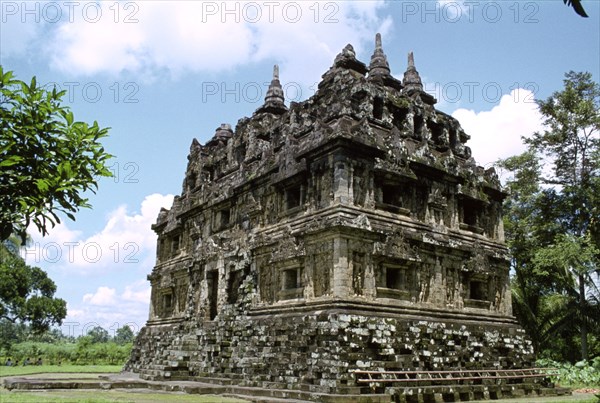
[
  {"xmin": 207, "ymin": 271, "xmax": 218, "ymax": 320},
  {"xmin": 392, "ymin": 107, "xmax": 408, "ymax": 129},
  {"xmin": 449, "ymin": 129, "xmax": 458, "ymax": 149},
  {"xmin": 217, "ymin": 208, "xmax": 231, "ymax": 230},
  {"xmin": 427, "ymin": 120, "xmax": 445, "ymax": 149},
  {"xmin": 470, "ymin": 280, "xmax": 487, "ymax": 301},
  {"xmin": 203, "ymin": 166, "xmax": 214, "ymax": 182},
  {"xmin": 282, "ymin": 268, "xmax": 299, "ymax": 290},
  {"xmin": 386, "ymin": 267, "xmax": 404, "ymax": 290},
  {"xmin": 227, "ymin": 270, "xmax": 242, "ymax": 304},
  {"xmin": 171, "ymin": 235, "xmax": 180, "ymax": 255},
  {"xmin": 462, "ymin": 200, "xmax": 479, "ymax": 227},
  {"xmin": 373, "ymin": 97, "xmax": 384, "ymax": 120},
  {"xmin": 382, "ymin": 184, "xmax": 402, "ymax": 206},
  {"xmin": 162, "ymin": 292, "xmax": 173, "ymax": 317},
  {"xmin": 413, "ymin": 115, "xmax": 424, "ymax": 139},
  {"xmin": 376, "ymin": 181, "xmax": 411, "ymax": 215},
  {"xmin": 163, "ymin": 293, "xmax": 172, "ymax": 309},
  {"xmin": 286, "ymin": 186, "xmax": 302, "ymax": 210},
  {"xmin": 187, "ymin": 171, "xmax": 197, "ymax": 191},
  {"xmin": 278, "ymin": 267, "xmax": 304, "ymax": 301}
]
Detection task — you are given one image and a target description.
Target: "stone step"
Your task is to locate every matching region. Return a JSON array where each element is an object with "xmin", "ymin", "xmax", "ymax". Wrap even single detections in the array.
[
  {"xmin": 192, "ymin": 376, "xmax": 245, "ymax": 385},
  {"xmin": 383, "ymin": 383, "xmax": 559, "ymax": 402}
]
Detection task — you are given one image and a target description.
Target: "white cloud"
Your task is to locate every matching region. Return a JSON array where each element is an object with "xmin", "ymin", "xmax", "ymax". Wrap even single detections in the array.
[
  {"xmin": 22, "ymin": 193, "xmax": 172, "ymax": 333},
  {"xmin": 122, "ymin": 280, "xmax": 151, "ymax": 304},
  {"xmin": 41, "ymin": 1, "xmax": 389, "ymax": 84},
  {"xmin": 61, "ymin": 280, "xmax": 152, "ymax": 335},
  {"xmin": 451, "ymin": 88, "xmax": 544, "ymax": 168},
  {"xmin": 83, "ymin": 286, "xmax": 117, "ymax": 306},
  {"xmin": 25, "ymin": 193, "xmax": 174, "ymax": 274}
]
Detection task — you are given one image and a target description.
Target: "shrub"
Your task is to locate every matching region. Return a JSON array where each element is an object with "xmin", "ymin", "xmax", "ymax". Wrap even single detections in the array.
[{"xmin": 537, "ymin": 358, "xmax": 600, "ymax": 387}]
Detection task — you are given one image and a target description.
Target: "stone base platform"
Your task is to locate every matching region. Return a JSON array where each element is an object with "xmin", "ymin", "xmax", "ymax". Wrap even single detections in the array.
[
  {"xmin": 2, "ymin": 372, "xmax": 573, "ymax": 403},
  {"xmin": 1, "ymin": 372, "xmax": 387, "ymax": 402}
]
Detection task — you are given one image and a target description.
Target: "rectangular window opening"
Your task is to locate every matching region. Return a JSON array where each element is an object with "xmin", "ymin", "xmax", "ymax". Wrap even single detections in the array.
[
  {"xmin": 286, "ymin": 186, "xmax": 302, "ymax": 210},
  {"xmin": 413, "ymin": 115, "xmax": 424, "ymax": 139},
  {"xmin": 382, "ymin": 184, "xmax": 401, "ymax": 206},
  {"xmin": 373, "ymin": 96, "xmax": 384, "ymax": 120},
  {"xmin": 470, "ymin": 280, "xmax": 487, "ymax": 301},
  {"xmin": 392, "ymin": 107, "xmax": 408, "ymax": 129},
  {"xmin": 171, "ymin": 235, "xmax": 180, "ymax": 255},
  {"xmin": 215, "ymin": 208, "xmax": 231, "ymax": 231},
  {"xmin": 161, "ymin": 292, "xmax": 173, "ymax": 317},
  {"xmin": 462, "ymin": 200, "xmax": 479, "ymax": 227},
  {"xmin": 227, "ymin": 270, "xmax": 242, "ymax": 304},
  {"xmin": 282, "ymin": 268, "xmax": 298, "ymax": 290},
  {"xmin": 386, "ymin": 267, "xmax": 404, "ymax": 290},
  {"xmin": 207, "ymin": 271, "xmax": 218, "ymax": 320}
]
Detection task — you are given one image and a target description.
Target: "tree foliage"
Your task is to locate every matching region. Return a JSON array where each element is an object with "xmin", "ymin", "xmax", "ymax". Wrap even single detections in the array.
[
  {"xmin": 563, "ymin": 0, "xmax": 589, "ymax": 18},
  {"xmin": 114, "ymin": 325, "xmax": 135, "ymax": 345},
  {"xmin": 0, "ymin": 67, "xmax": 113, "ymax": 242},
  {"xmin": 499, "ymin": 71, "xmax": 600, "ymax": 361},
  {"xmin": 86, "ymin": 326, "xmax": 110, "ymax": 344},
  {"xmin": 0, "ymin": 244, "xmax": 67, "ymax": 336}
]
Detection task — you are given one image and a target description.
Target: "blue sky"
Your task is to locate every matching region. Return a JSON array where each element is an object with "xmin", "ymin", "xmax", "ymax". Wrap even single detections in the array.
[{"xmin": 1, "ymin": 0, "xmax": 599, "ymax": 336}]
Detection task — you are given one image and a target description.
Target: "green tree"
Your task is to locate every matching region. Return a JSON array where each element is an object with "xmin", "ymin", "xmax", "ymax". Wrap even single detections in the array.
[
  {"xmin": 87, "ymin": 326, "xmax": 110, "ymax": 344},
  {"xmin": 0, "ymin": 244, "xmax": 67, "ymax": 336},
  {"xmin": 114, "ymin": 325, "xmax": 134, "ymax": 345},
  {"xmin": 500, "ymin": 71, "xmax": 600, "ymax": 361},
  {"xmin": 0, "ymin": 67, "xmax": 113, "ymax": 242}
]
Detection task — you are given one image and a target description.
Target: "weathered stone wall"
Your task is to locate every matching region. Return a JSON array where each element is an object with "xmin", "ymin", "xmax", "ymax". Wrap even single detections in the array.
[{"xmin": 127, "ymin": 309, "xmax": 533, "ymax": 394}]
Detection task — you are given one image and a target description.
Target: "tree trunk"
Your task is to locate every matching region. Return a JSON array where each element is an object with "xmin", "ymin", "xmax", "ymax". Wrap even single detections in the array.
[{"xmin": 579, "ymin": 273, "xmax": 588, "ymax": 361}]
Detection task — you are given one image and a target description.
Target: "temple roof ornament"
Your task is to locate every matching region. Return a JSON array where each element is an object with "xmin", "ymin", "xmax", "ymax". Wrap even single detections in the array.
[
  {"xmin": 403, "ymin": 51, "xmax": 423, "ymax": 92},
  {"xmin": 256, "ymin": 64, "xmax": 288, "ymax": 115},
  {"xmin": 368, "ymin": 33, "xmax": 391, "ymax": 78},
  {"xmin": 403, "ymin": 51, "xmax": 436, "ymax": 105},
  {"xmin": 332, "ymin": 44, "xmax": 368, "ymax": 74}
]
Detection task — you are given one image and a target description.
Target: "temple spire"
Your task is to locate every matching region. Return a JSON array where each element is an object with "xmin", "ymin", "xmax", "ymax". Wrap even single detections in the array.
[
  {"xmin": 408, "ymin": 51, "xmax": 415, "ymax": 68},
  {"xmin": 368, "ymin": 33, "xmax": 390, "ymax": 78},
  {"xmin": 403, "ymin": 51, "xmax": 436, "ymax": 105},
  {"xmin": 264, "ymin": 64, "xmax": 285, "ymax": 105},
  {"xmin": 402, "ymin": 51, "xmax": 423, "ymax": 92},
  {"xmin": 256, "ymin": 64, "xmax": 287, "ymax": 115}
]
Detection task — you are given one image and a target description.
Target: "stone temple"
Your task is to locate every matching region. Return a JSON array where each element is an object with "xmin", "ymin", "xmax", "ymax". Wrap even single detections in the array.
[{"xmin": 126, "ymin": 35, "xmax": 543, "ymax": 401}]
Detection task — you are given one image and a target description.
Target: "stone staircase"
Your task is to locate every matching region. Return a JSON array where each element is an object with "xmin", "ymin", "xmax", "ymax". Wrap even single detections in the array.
[{"xmin": 352, "ymin": 368, "xmax": 572, "ymax": 402}]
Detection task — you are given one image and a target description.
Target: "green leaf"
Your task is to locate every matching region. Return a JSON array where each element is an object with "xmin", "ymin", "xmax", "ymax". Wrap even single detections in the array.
[
  {"xmin": 0, "ymin": 155, "xmax": 23, "ymax": 167},
  {"xmin": 34, "ymin": 179, "xmax": 49, "ymax": 192}
]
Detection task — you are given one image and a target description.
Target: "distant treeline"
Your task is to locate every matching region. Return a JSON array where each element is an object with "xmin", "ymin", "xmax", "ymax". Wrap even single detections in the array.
[
  {"xmin": 1, "ymin": 320, "xmax": 135, "ymax": 365},
  {"xmin": 2, "ymin": 340, "xmax": 132, "ymax": 366}
]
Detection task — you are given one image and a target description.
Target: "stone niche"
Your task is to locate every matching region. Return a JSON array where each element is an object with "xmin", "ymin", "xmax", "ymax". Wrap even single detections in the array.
[{"xmin": 126, "ymin": 35, "xmax": 534, "ymax": 397}]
